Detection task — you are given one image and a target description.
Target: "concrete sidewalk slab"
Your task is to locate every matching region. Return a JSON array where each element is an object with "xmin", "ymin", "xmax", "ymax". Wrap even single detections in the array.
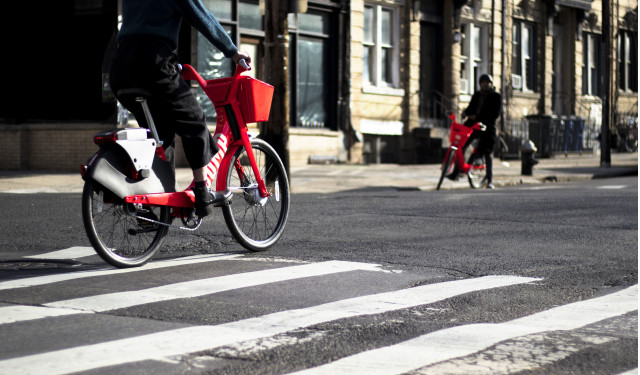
[{"xmin": 0, "ymin": 153, "xmax": 636, "ymax": 194}]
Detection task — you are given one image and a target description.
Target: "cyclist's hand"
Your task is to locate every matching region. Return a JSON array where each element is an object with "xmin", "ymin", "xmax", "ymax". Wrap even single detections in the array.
[{"xmin": 232, "ymin": 51, "xmax": 252, "ymax": 67}]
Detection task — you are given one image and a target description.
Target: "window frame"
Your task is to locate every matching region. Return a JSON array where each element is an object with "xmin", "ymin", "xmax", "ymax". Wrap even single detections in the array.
[
  {"xmin": 618, "ymin": 29, "xmax": 638, "ymax": 93},
  {"xmin": 288, "ymin": 9, "xmax": 334, "ymax": 129},
  {"xmin": 512, "ymin": 20, "xmax": 537, "ymax": 93},
  {"xmin": 363, "ymin": 3, "xmax": 400, "ymax": 89},
  {"xmin": 459, "ymin": 22, "xmax": 488, "ymax": 95},
  {"xmin": 582, "ymin": 32, "xmax": 601, "ymax": 97},
  {"xmin": 196, "ymin": 0, "xmax": 265, "ymax": 120}
]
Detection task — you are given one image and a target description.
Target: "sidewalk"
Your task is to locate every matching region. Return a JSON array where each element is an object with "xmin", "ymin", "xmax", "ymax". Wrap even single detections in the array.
[{"xmin": 0, "ymin": 153, "xmax": 636, "ymax": 194}]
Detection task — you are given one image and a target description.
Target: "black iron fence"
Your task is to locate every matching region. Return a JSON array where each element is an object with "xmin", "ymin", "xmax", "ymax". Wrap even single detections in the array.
[{"xmin": 504, "ymin": 115, "xmax": 601, "ymax": 158}]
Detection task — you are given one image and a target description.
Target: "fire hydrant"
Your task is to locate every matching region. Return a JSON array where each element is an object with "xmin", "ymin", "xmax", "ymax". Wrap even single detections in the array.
[{"xmin": 521, "ymin": 140, "xmax": 539, "ymax": 176}]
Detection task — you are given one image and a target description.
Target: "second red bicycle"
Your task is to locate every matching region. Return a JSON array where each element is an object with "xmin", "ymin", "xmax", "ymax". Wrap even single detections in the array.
[{"xmin": 436, "ymin": 113, "xmax": 487, "ymax": 190}]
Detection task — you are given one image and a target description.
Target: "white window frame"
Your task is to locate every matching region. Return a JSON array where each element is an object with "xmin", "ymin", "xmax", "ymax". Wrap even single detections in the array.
[
  {"xmin": 460, "ymin": 22, "xmax": 487, "ymax": 94},
  {"xmin": 512, "ymin": 20, "xmax": 536, "ymax": 93},
  {"xmin": 363, "ymin": 4, "xmax": 400, "ymax": 89},
  {"xmin": 618, "ymin": 30, "xmax": 637, "ymax": 93},
  {"xmin": 583, "ymin": 32, "xmax": 601, "ymax": 97}
]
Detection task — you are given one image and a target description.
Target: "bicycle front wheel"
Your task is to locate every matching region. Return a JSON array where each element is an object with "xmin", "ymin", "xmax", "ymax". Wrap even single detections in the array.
[
  {"xmin": 222, "ymin": 138, "xmax": 290, "ymax": 251},
  {"xmin": 82, "ymin": 180, "xmax": 170, "ymax": 268},
  {"xmin": 436, "ymin": 148, "xmax": 456, "ymax": 190}
]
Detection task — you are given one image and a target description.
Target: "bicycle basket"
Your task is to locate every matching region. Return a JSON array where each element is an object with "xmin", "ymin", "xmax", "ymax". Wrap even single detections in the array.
[
  {"xmin": 449, "ymin": 122, "xmax": 474, "ymax": 145},
  {"xmin": 238, "ymin": 77, "xmax": 274, "ymax": 123},
  {"xmin": 202, "ymin": 77, "xmax": 233, "ymax": 103}
]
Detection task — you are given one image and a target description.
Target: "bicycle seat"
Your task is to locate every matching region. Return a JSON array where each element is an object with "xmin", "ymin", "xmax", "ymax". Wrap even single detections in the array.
[{"xmin": 117, "ymin": 88, "xmax": 152, "ymax": 101}]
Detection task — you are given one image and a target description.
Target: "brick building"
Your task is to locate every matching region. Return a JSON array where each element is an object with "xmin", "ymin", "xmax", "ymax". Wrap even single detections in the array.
[{"xmin": 0, "ymin": 0, "xmax": 637, "ymax": 171}]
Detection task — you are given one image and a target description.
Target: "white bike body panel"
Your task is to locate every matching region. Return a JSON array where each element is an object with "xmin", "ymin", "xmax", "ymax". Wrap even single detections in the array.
[
  {"xmin": 109, "ymin": 128, "xmax": 157, "ymax": 171},
  {"xmin": 116, "ymin": 138, "xmax": 157, "ymax": 171}
]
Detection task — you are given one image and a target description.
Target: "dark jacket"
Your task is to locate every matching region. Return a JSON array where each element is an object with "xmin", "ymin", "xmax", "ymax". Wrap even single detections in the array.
[
  {"xmin": 462, "ymin": 89, "xmax": 502, "ymax": 129},
  {"xmin": 118, "ymin": 0, "xmax": 237, "ymax": 57}
]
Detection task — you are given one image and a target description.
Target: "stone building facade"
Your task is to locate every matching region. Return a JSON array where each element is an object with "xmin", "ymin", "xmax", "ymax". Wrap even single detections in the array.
[{"xmin": 0, "ymin": 0, "xmax": 636, "ymax": 171}]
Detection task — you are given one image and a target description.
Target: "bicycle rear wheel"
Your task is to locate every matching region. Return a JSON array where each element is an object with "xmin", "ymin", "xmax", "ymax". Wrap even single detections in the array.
[
  {"xmin": 222, "ymin": 138, "xmax": 290, "ymax": 251},
  {"xmin": 467, "ymin": 153, "xmax": 487, "ymax": 189},
  {"xmin": 82, "ymin": 180, "xmax": 170, "ymax": 268},
  {"xmin": 436, "ymin": 148, "xmax": 456, "ymax": 190}
]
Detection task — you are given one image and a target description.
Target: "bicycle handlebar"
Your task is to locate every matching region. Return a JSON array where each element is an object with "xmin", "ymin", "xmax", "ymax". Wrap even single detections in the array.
[
  {"xmin": 448, "ymin": 113, "xmax": 486, "ymax": 131},
  {"xmin": 238, "ymin": 59, "xmax": 251, "ymax": 71},
  {"xmin": 473, "ymin": 123, "xmax": 487, "ymax": 131}
]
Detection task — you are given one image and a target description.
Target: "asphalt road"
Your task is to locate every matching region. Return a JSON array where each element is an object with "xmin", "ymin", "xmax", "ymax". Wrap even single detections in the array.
[{"xmin": 0, "ymin": 176, "xmax": 637, "ymax": 374}]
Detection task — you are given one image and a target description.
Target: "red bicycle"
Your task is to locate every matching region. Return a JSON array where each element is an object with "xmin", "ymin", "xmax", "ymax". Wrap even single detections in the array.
[
  {"xmin": 436, "ymin": 113, "xmax": 487, "ymax": 190},
  {"xmin": 81, "ymin": 61, "xmax": 289, "ymax": 268}
]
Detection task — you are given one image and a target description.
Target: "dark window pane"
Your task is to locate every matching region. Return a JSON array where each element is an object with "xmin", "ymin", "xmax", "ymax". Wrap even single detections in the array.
[
  {"xmin": 364, "ymin": 6, "xmax": 374, "ymax": 43},
  {"xmin": 297, "ymin": 37, "xmax": 326, "ymax": 127},
  {"xmin": 204, "ymin": 0, "xmax": 232, "ymax": 20},
  {"xmin": 363, "ymin": 46, "xmax": 373, "ymax": 84},
  {"xmin": 381, "ymin": 9, "xmax": 391, "ymax": 45},
  {"xmin": 381, "ymin": 47, "xmax": 392, "ymax": 84},
  {"xmin": 298, "ymin": 12, "xmax": 328, "ymax": 34},
  {"xmin": 239, "ymin": 1, "xmax": 261, "ymax": 30},
  {"xmin": 197, "ymin": 27, "xmax": 234, "ymax": 119}
]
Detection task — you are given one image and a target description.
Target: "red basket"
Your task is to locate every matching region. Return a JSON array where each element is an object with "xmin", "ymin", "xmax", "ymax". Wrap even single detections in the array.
[
  {"xmin": 449, "ymin": 122, "xmax": 474, "ymax": 146},
  {"xmin": 238, "ymin": 77, "xmax": 274, "ymax": 123},
  {"xmin": 202, "ymin": 77, "xmax": 232, "ymax": 103}
]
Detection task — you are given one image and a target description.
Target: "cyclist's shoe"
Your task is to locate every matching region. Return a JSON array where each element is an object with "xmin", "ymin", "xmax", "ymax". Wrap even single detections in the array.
[
  {"xmin": 446, "ymin": 169, "xmax": 460, "ymax": 181},
  {"xmin": 193, "ymin": 185, "xmax": 232, "ymax": 217},
  {"xmin": 481, "ymin": 177, "xmax": 495, "ymax": 189}
]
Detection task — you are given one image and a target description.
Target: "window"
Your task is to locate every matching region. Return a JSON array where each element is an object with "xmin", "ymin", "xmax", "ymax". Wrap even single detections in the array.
[
  {"xmin": 363, "ymin": 4, "xmax": 399, "ymax": 88},
  {"xmin": 512, "ymin": 20, "xmax": 536, "ymax": 92},
  {"xmin": 618, "ymin": 30, "xmax": 638, "ymax": 92},
  {"xmin": 289, "ymin": 10, "xmax": 332, "ymax": 128},
  {"xmin": 582, "ymin": 32, "xmax": 601, "ymax": 96},
  {"xmin": 198, "ymin": 0, "xmax": 264, "ymax": 119},
  {"xmin": 460, "ymin": 23, "xmax": 486, "ymax": 94}
]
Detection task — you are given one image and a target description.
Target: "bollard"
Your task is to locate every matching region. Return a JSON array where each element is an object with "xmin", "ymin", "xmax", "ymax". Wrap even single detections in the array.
[{"xmin": 521, "ymin": 140, "xmax": 539, "ymax": 176}]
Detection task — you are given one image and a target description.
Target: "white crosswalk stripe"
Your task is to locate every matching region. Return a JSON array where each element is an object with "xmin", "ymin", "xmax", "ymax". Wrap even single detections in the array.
[
  {"xmin": 0, "ymin": 305, "xmax": 93, "ymax": 325},
  {"xmin": 290, "ymin": 285, "xmax": 638, "ymax": 375},
  {"xmin": 43, "ymin": 260, "xmax": 384, "ymax": 312},
  {"xmin": 24, "ymin": 246, "xmax": 96, "ymax": 260},
  {"xmin": 0, "ymin": 251, "xmax": 635, "ymax": 375},
  {"xmin": 0, "ymin": 252, "xmax": 242, "ymax": 291},
  {"xmin": 0, "ymin": 275, "xmax": 539, "ymax": 374},
  {"xmin": 0, "ymin": 260, "xmax": 385, "ymax": 323}
]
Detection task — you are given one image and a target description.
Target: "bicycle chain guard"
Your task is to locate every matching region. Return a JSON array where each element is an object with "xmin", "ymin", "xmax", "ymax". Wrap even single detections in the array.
[{"xmin": 125, "ymin": 204, "xmax": 202, "ymax": 232}]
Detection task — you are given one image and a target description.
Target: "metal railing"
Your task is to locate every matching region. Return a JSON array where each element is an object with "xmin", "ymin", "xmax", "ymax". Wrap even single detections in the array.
[
  {"xmin": 504, "ymin": 115, "xmax": 601, "ymax": 158},
  {"xmin": 419, "ymin": 90, "xmax": 458, "ymax": 128}
]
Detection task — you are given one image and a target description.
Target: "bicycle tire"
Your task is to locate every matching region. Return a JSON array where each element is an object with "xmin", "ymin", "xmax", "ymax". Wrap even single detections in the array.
[
  {"xmin": 222, "ymin": 138, "xmax": 290, "ymax": 251},
  {"xmin": 82, "ymin": 180, "xmax": 170, "ymax": 268},
  {"xmin": 467, "ymin": 154, "xmax": 487, "ymax": 189},
  {"xmin": 436, "ymin": 149, "xmax": 456, "ymax": 190},
  {"xmin": 624, "ymin": 134, "xmax": 638, "ymax": 152}
]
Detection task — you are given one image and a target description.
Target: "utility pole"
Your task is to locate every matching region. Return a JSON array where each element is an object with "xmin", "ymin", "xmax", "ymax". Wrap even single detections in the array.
[
  {"xmin": 601, "ymin": 0, "xmax": 613, "ymax": 167},
  {"xmin": 262, "ymin": 0, "xmax": 291, "ymax": 176}
]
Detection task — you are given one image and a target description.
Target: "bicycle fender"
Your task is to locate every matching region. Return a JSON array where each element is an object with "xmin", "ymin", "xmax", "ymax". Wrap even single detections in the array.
[{"xmin": 85, "ymin": 148, "xmax": 176, "ymax": 199}]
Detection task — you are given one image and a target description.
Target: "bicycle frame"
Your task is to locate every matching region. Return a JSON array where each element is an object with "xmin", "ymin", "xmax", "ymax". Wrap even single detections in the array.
[
  {"xmin": 123, "ymin": 63, "xmax": 273, "ymax": 211},
  {"xmin": 445, "ymin": 113, "xmax": 486, "ymax": 174}
]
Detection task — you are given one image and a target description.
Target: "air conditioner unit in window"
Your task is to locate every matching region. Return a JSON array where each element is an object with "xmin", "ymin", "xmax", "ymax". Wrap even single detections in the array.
[
  {"xmin": 460, "ymin": 79, "xmax": 468, "ymax": 93},
  {"xmin": 512, "ymin": 74, "xmax": 522, "ymax": 89}
]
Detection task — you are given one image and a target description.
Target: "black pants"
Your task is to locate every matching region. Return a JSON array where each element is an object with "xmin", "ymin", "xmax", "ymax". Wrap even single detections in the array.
[{"xmin": 109, "ymin": 36, "xmax": 216, "ymax": 170}]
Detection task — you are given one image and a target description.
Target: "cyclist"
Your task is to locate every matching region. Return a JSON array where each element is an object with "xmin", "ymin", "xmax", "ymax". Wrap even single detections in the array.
[
  {"xmin": 458, "ymin": 74, "xmax": 502, "ymax": 189},
  {"xmin": 109, "ymin": 0, "xmax": 251, "ymax": 217}
]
